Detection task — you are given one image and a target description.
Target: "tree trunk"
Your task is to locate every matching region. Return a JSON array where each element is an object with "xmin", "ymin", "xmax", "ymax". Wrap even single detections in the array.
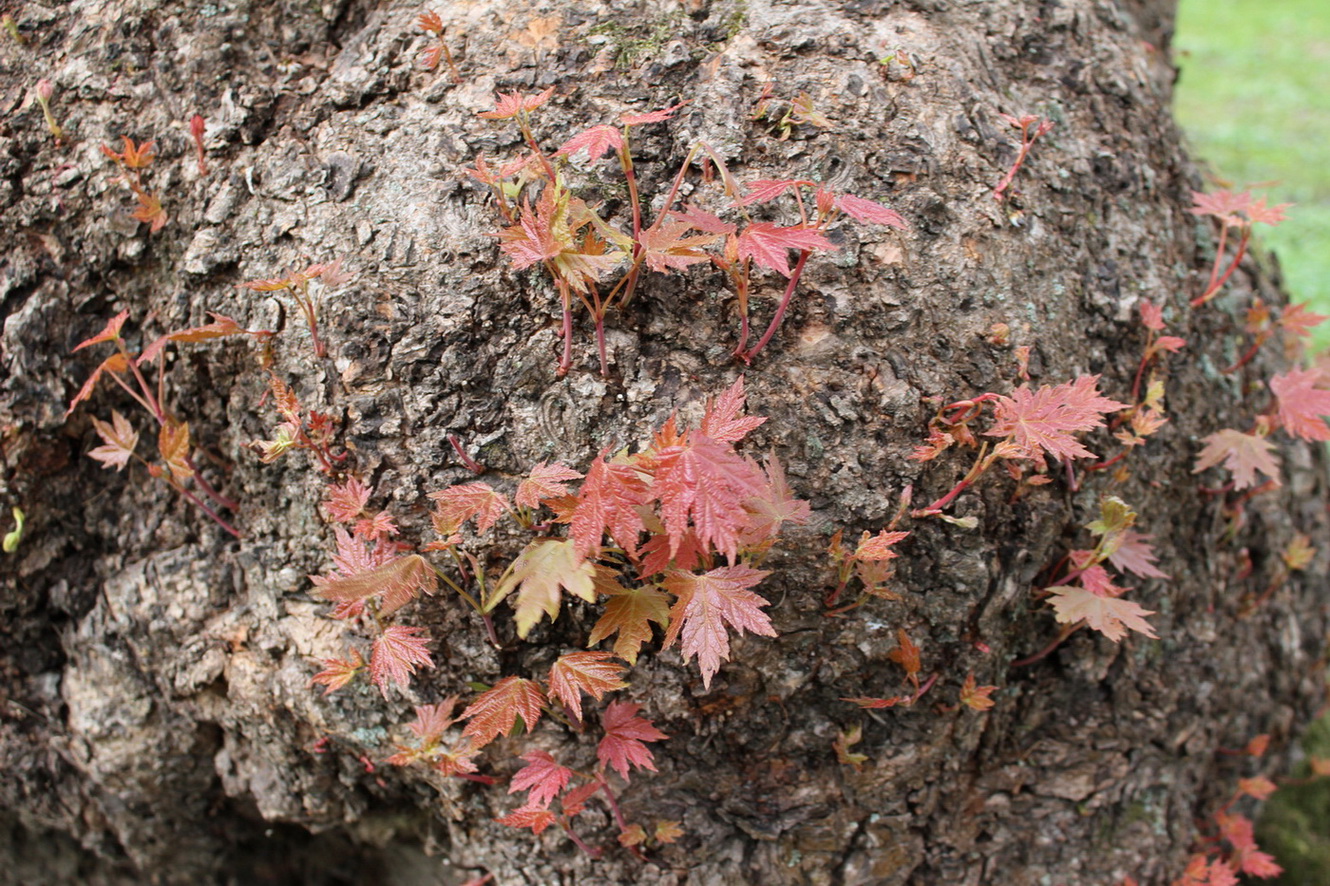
[{"xmin": 1, "ymin": 0, "xmax": 1324, "ymax": 884}]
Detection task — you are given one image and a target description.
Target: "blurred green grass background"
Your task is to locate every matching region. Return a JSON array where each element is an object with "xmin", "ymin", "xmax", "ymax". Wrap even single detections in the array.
[
  {"xmin": 1174, "ymin": 3, "xmax": 1330, "ymax": 880},
  {"xmin": 1175, "ymin": 0, "xmax": 1330, "ymax": 350}
]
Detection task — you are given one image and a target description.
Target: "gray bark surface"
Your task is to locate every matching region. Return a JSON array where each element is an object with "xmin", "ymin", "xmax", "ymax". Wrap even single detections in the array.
[{"xmin": 0, "ymin": 0, "xmax": 1324, "ymax": 884}]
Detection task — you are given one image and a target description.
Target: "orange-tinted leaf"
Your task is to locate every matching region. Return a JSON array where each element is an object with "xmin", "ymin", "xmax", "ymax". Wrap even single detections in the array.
[
  {"xmin": 547, "ymin": 651, "xmax": 628, "ymax": 721},
  {"xmin": 310, "ymin": 648, "xmax": 365, "ymax": 695},
  {"xmin": 597, "ymin": 701, "xmax": 666, "ymax": 781},
  {"xmin": 1237, "ymin": 775, "xmax": 1278, "ymax": 801},
  {"xmin": 496, "ymin": 805, "xmax": 557, "ymax": 834},
  {"xmin": 654, "ymin": 820, "xmax": 684, "ymax": 843},
  {"xmin": 959, "ymin": 672, "xmax": 997, "ymax": 711},
  {"xmin": 856, "ymin": 529, "xmax": 910, "ymax": 562},
  {"xmin": 833, "ymin": 723, "xmax": 868, "ymax": 768},
  {"xmin": 842, "ymin": 695, "xmax": 906, "ymax": 709},
  {"xmin": 618, "ymin": 824, "xmax": 648, "ymax": 847},
  {"xmin": 1193, "ymin": 429, "xmax": 1281, "ymax": 490},
  {"xmin": 661, "ymin": 565, "xmax": 775, "ymax": 688},
  {"xmin": 888, "ymin": 629, "xmax": 921, "ymax": 686},
  {"xmin": 514, "ymin": 461, "xmax": 583, "ymax": 510},
  {"xmin": 157, "ymin": 420, "xmax": 193, "ymax": 481},
  {"xmin": 72, "ymin": 310, "xmax": 130, "ymax": 352},
  {"xmin": 1048, "ymin": 585, "xmax": 1157, "ymax": 642},
  {"xmin": 479, "ymin": 86, "xmax": 555, "ymax": 120},
  {"xmin": 461, "ymin": 676, "xmax": 546, "ymax": 748},
  {"xmin": 132, "ymin": 192, "xmax": 168, "ymax": 232},
  {"xmin": 587, "ymin": 580, "xmax": 670, "ymax": 665},
  {"xmin": 313, "ymin": 553, "xmax": 438, "ymax": 617}
]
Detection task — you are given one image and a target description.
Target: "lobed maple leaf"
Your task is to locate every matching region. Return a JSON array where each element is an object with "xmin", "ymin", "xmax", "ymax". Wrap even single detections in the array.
[
  {"xmin": 740, "ymin": 452, "xmax": 811, "ymax": 549},
  {"xmin": 888, "ymin": 628, "xmax": 921, "ymax": 688},
  {"xmin": 514, "ymin": 461, "xmax": 583, "ymax": 510},
  {"xmin": 508, "ymin": 750, "xmax": 574, "ymax": 809},
  {"xmin": 1278, "ymin": 302, "xmax": 1329, "ymax": 340},
  {"xmin": 490, "ymin": 538, "xmax": 596, "ymax": 638},
  {"xmin": 132, "ymin": 192, "xmax": 168, "ymax": 232},
  {"xmin": 740, "ymin": 179, "xmax": 816, "ymax": 206},
  {"xmin": 833, "ymin": 193, "xmax": 908, "ymax": 229},
  {"xmin": 1108, "ymin": 530, "xmax": 1169, "ymax": 580},
  {"xmin": 462, "ymin": 676, "xmax": 546, "ymax": 748},
  {"xmin": 324, "ymin": 477, "xmax": 372, "ymax": 523},
  {"xmin": 650, "ymin": 433, "xmax": 767, "ymax": 563},
  {"xmin": 369, "ymin": 626, "xmax": 434, "ymax": 692},
  {"xmin": 157, "ymin": 420, "xmax": 193, "ymax": 482},
  {"xmin": 406, "ymin": 699, "xmax": 462, "ymax": 742},
  {"xmin": 496, "ymin": 805, "xmax": 557, "ymax": 834},
  {"xmin": 428, "ymin": 482, "xmax": 511, "ymax": 533},
  {"xmin": 1174, "ymin": 855, "xmax": 1239, "ymax": 886},
  {"xmin": 856, "ymin": 529, "xmax": 911, "ymax": 562},
  {"xmin": 101, "ymin": 136, "xmax": 156, "ymax": 170},
  {"xmin": 637, "ymin": 219, "xmax": 722, "ymax": 273},
  {"xmin": 570, "ymin": 451, "xmax": 649, "ymax": 560},
  {"xmin": 668, "ymin": 204, "xmax": 736, "ymax": 235},
  {"xmin": 137, "ymin": 313, "xmax": 268, "ymax": 366},
  {"xmin": 597, "ymin": 701, "xmax": 667, "ymax": 781},
  {"xmin": 313, "ymin": 552, "xmax": 438, "ymax": 618},
  {"xmin": 661, "ymin": 565, "xmax": 776, "ymax": 688},
  {"xmin": 1193, "ymin": 429, "xmax": 1281, "ymax": 489},
  {"xmin": 959, "ymin": 673, "xmax": 997, "ymax": 711},
  {"xmin": 547, "ymin": 651, "xmax": 628, "ymax": 721},
  {"xmin": 1237, "ymin": 775, "xmax": 1278, "ymax": 801},
  {"xmin": 737, "ymin": 223, "xmax": 836, "ymax": 277},
  {"xmin": 72, "ymin": 309, "xmax": 130, "ymax": 352},
  {"xmin": 985, "ymin": 375, "xmax": 1128, "ymax": 465},
  {"xmin": 1047, "ymin": 585, "xmax": 1157, "ymax": 642},
  {"xmin": 699, "ymin": 376, "xmax": 767, "ymax": 443},
  {"xmin": 620, "ymin": 102, "xmax": 686, "ymax": 126},
  {"xmin": 1270, "ymin": 368, "xmax": 1330, "ymax": 441},
  {"xmin": 88, "ymin": 411, "xmax": 139, "ymax": 471},
  {"xmin": 554, "ymin": 124, "xmax": 624, "ymax": 162},
  {"xmin": 310, "ymin": 648, "xmax": 365, "ymax": 695},
  {"xmin": 478, "ymin": 86, "xmax": 555, "ymax": 120},
  {"xmin": 587, "ymin": 580, "xmax": 671, "ymax": 665}
]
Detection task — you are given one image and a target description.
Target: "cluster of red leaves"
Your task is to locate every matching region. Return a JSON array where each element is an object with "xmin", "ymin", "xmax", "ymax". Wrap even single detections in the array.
[
  {"xmin": 1167, "ymin": 762, "xmax": 1284, "ymax": 885},
  {"xmin": 471, "ymin": 87, "xmax": 906, "ymax": 373}
]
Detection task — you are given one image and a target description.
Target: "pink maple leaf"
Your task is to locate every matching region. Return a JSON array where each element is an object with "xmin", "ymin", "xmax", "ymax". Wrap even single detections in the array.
[
  {"xmin": 1270, "ymin": 368, "xmax": 1330, "ymax": 441},
  {"xmin": 650, "ymin": 433, "xmax": 767, "ymax": 562},
  {"xmin": 661, "ymin": 565, "xmax": 776, "ymax": 688},
  {"xmin": 985, "ymin": 375, "xmax": 1128, "ymax": 464},
  {"xmin": 515, "ymin": 461, "xmax": 583, "ymax": 510},
  {"xmin": 699, "ymin": 376, "xmax": 767, "ymax": 444},
  {"xmin": 369, "ymin": 626, "xmax": 435, "ymax": 692},
  {"xmin": 88, "ymin": 411, "xmax": 139, "ymax": 471},
  {"xmin": 597, "ymin": 701, "xmax": 667, "ymax": 781},
  {"xmin": 737, "ymin": 223, "xmax": 836, "ymax": 276},
  {"xmin": 554, "ymin": 124, "xmax": 624, "ymax": 162},
  {"xmin": 547, "ymin": 651, "xmax": 628, "ymax": 721},
  {"xmin": 1047, "ymin": 585, "xmax": 1157, "ymax": 642},
  {"xmin": 508, "ymin": 750, "xmax": 574, "ymax": 809},
  {"xmin": 1109, "ymin": 530, "xmax": 1169, "ymax": 580},
  {"xmin": 833, "ymin": 193, "xmax": 907, "ymax": 228},
  {"xmin": 1193, "ymin": 429, "xmax": 1281, "ymax": 489}
]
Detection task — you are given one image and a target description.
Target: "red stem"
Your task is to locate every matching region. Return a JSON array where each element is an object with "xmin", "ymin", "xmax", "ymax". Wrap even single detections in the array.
[{"xmin": 743, "ymin": 249, "xmax": 812, "ymax": 362}]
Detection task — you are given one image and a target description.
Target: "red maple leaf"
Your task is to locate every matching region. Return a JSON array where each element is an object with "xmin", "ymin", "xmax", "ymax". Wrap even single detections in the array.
[
  {"xmin": 496, "ymin": 195, "xmax": 563, "ymax": 269},
  {"xmin": 547, "ymin": 651, "xmax": 628, "ymax": 721},
  {"xmin": 833, "ymin": 193, "xmax": 908, "ymax": 229},
  {"xmin": 554, "ymin": 124, "xmax": 624, "ymax": 161},
  {"xmin": 985, "ymin": 375, "xmax": 1128, "ymax": 464},
  {"xmin": 508, "ymin": 750, "xmax": 574, "ymax": 809},
  {"xmin": 478, "ymin": 86, "xmax": 555, "ymax": 120},
  {"xmin": 888, "ymin": 628, "xmax": 922, "ymax": 688},
  {"xmin": 1279, "ymin": 302, "xmax": 1329, "ymax": 339},
  {"xmin": 737, "ymin": 223, "xmax": 835, "ymax": 276},
  {"xmin": 1270, "ymin": 368, "xmax": 1330, "ymax": 441},
  {"xmin": 661, "ymin": 565, "xmax": 776, "ymax": 688},
  {"xmin": 699, "ymin": 376, "xmax": 767, "ymax": 443},
  {"xmin": 72, "ymin": 309, "xmax": 130, "ymax": 352},
  {"xmin": 597, "ymin": 701, "xmax": 667, "ymax": 781},
  {"xmin": 428, "ymin": 482, "xmax": 511, "ymax": 533},
  {"xmin": 668, "ymin": 204, "xmax": 736, "ymax": 235},
  {"xmin": 369, "ymin": 626, "xmax": 435, "ymax": 692},
  {"xmin": 310, "ymin": 648, "xmax": 365, "ymax": 695},
  {"xmin": 514, "ymin": 461, "xmax": 583, "ymax": 510},
  {"xmin": 1193, "ymin": 429, "xmax": 1281, "ymax": 489},
  {"xmin": 496, "ymin": 805, "xmax": 557, "ymax": 834},
  {"xmin": 324, "ymin": 477, "xmax": 372, "ymax": 523},
  {"xmin": 619, "ymin": 102, "xmax": 686, "ymax": 126},
  {"xmin": 570, "ymin": 452, "xmax": 649, "ymax": 560},
  {"xmin": 637, "ymin": 219, "xmax": 722, "ymax": 273},
  {"xmin": 740, "ymin": 179, "xmax": 815, "ymax": 206},
  {"xmin": 650, "ymin": 433, "xmax": 767, "ymax": 562},
  {"xmin": 461, "ymin": 676, "xmax": 546, "ymax": 749}
]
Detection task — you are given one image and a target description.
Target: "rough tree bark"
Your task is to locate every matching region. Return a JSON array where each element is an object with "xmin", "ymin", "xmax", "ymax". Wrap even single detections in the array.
[{"xmin": 0, "ymin": 0, "xmax": 1325, "ymax": 883}]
